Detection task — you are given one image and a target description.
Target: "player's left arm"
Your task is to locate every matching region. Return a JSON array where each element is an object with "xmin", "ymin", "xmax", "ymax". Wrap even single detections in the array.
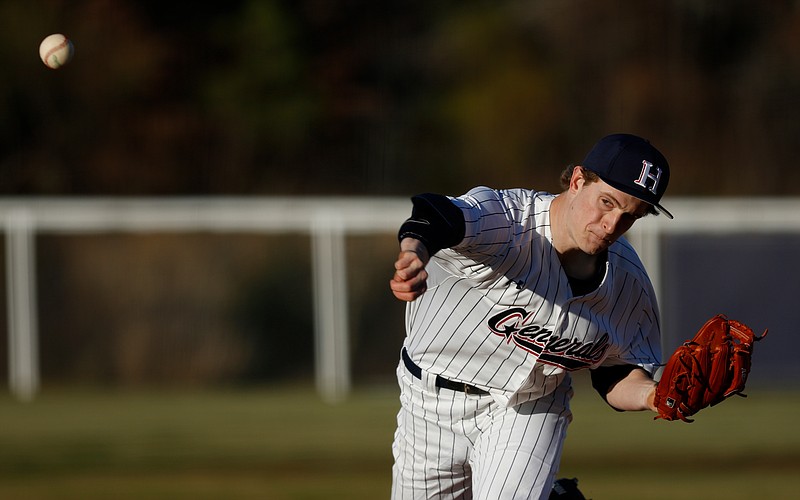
[{"xmin": 591, "ymin": 364, "xmax": 657, "ymax": 412}]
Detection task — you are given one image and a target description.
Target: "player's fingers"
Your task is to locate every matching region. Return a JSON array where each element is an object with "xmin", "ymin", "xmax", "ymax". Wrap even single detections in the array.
[
  {"xmin": 393, "ymin": 250, "xmax": 426, "ymax": 281},
  {"xmin": 395, "ymin": 291, "xmax": 424, "ymax": 302},
  {"xmin": 393, "ymin": 251, "xmax": 416, "ymax": 271},
  {"xmin": 389, "ymin": 269, "xmax": 428, "ymax": 301},
  {"xmin": 390, "ymin": 281, "xmax": 427, "ymax": 302},
  {"xmin": 390, "ymin": 268, "xmax": 428, "ymax": 290}
]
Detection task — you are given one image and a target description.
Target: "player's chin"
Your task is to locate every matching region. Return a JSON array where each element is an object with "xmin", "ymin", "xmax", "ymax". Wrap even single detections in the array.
[
  {"xmin": 583, "ymin": 237, "xmax": 611, "ymax": 254},
  {"xmin": 592, "ymin": 231, "xmax": 618, "ymax": 249}
]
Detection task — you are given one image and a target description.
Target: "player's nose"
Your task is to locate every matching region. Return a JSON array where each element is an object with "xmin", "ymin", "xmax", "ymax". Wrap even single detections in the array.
[
  {"xmin": 603, "ymin": 211, "xmax": 636, "ymax": 238},
  {"xmin": 601, "ymin": 212, "xmax": 619, "ymax": 234},
  {"xmin": 602, "ymin": 211, "xmax": 632, "ymax": 237}
]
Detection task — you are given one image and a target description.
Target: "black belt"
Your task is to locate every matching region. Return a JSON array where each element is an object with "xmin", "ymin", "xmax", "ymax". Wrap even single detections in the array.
[{"xmin": 402, "ymin": 348, "xmax": 489, "ymax": 396}]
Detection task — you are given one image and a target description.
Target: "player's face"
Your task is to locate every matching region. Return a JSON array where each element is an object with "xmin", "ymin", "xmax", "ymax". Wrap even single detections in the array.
[{"xmin": 567, "ymin": 171, "xmax": 650, "ymax": 254}]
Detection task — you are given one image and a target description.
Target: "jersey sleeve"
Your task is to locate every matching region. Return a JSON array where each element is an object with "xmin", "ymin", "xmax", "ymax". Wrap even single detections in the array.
[
  {"xmin": 601, "ymin": 298, "xmax": 663, "ymax": 376},
  {"xmin": 598, "ymin": 240, "xmax": 664, "ymax": 376},
  {"xmin": 447, "ymin": 186, "xmax": 542, "ymax": 258}
]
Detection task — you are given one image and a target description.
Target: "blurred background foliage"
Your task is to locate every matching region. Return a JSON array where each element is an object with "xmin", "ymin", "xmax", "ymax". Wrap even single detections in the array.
[
  {"xmin": 3, "ymin": 0, "xmax": 799, "ymax": 197},
  {"xmin": 0, "ymin": 0, "xmax": 798, "ymax": 388}
]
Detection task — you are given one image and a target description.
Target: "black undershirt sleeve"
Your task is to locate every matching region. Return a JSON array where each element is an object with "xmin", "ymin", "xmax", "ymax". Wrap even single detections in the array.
[{"xmin": 397, "ymin": 193, "xmax": 466, "ymax": 255}]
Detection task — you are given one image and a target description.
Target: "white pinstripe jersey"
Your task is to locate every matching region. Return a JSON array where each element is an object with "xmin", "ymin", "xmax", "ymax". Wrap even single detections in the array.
[{"xmin": 403, "ymin": 186, "xmax": 663, "ymax": 407}]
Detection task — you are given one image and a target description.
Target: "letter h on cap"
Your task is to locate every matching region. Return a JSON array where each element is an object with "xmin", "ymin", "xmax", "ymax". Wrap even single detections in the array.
[{"xmin": 634, "ymin": 160, "xmax": 662, "ymax": 195}]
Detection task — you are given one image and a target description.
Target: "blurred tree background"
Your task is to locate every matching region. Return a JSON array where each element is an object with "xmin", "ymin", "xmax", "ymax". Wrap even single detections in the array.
[
  {"xmin": 5, "ymin": 0, "xmax": 799, "ymax": 197},
  {"xmin": 0, "ymin": 0, "xmax": 797, "ymax": 389}
]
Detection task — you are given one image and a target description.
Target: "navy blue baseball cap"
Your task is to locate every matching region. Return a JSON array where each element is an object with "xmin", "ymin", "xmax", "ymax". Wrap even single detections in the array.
[{"xmin": 582, "ymin": 134, "xmax": 673, "ymax": 219}]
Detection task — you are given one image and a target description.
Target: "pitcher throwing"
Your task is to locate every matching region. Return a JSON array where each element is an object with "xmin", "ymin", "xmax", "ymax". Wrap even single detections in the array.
[{"xmin": 389, "ymin": 134, "xmax": 672, "ymax": 499}]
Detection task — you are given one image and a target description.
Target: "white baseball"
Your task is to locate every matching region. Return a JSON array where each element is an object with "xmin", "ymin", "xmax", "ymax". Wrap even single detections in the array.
[{"xmin": 39, "ymin": 34, "xmax": 74, "ymax": 69}]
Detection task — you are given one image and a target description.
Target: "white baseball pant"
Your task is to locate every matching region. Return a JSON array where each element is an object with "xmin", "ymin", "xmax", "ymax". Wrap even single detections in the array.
[{"xmin": 391, "ymin": 362, "xmax": 573, "ymax": 500}]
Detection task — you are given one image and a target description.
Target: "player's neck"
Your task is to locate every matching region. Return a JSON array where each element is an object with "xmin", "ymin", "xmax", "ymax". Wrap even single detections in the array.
[
  {"xmin": 549, "ymin": 193, "xmax": 580, "ymax": 256},
  {"xmin": 559, "ymin": 249, "xmax": 605, "ymax": 280}
]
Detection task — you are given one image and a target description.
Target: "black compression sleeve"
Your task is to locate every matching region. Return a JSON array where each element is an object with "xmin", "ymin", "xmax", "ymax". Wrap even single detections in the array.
[{"xmin": 398, "ymin": 193, "xmax": 466, "ymax": 255}]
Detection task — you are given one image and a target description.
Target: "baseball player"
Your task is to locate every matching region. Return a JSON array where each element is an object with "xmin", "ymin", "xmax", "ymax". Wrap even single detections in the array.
[{"xmin": 389, "ymin": 134, "xmax": 672, "ymax": 499}]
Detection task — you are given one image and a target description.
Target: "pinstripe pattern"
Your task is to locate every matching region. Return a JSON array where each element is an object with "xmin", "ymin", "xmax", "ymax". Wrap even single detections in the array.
[
  {"xmin": 392, "ymin": 186, "xmax": 662, "ymax": 498},
  {"xmin": 392, "ymin": 364, "xmax": 572, "ymax": 500}
]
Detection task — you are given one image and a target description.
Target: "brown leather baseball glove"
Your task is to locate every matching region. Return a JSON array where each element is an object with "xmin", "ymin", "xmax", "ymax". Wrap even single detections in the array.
[{"xmin": 654, "ymin": 314, "xmax": 767, "ymax": 422}]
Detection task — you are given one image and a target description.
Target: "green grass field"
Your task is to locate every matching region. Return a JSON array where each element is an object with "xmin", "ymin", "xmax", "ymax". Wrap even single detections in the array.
[{"xmin": 0, "ymin": 378, "xmax": 797, "ymax": 499}]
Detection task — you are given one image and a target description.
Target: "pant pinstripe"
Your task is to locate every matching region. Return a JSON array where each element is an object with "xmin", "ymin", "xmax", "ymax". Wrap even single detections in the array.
[{"xmin": 391, "ymin": 363, "xmax": 573, "ymax": 500}]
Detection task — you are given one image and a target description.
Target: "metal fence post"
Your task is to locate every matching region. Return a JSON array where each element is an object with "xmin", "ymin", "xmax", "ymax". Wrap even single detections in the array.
[
  {"xmin": 311, "ymin": 214, "xmax": 350, "ymax": 403},
  {"xmin": 5, "ymin": 209, "xmax": 39, "ymax": 401}
]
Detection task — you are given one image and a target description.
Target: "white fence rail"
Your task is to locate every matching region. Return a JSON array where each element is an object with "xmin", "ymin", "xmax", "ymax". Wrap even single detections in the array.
[{"xmin": 1, "ymin": 196, "xmax": 797, "ymax": 401}]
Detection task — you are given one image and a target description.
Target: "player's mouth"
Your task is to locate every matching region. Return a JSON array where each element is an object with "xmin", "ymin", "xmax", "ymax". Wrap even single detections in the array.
[
  {"xmin": 585, "ymin": 232, "xmax": 614, "ymax": 253},
  {"xmin": 589, "ymin": 231, "xmax": 612, "ymax": 245}
]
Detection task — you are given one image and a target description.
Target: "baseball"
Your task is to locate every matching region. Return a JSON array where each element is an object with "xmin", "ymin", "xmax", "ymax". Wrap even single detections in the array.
[{"xmin": 39, "ymin": 34, "xmax": 74, "ymax": 69}]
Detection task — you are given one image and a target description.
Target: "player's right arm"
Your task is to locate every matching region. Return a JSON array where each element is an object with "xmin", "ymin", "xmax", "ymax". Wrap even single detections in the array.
[
  {"xmin": 389, "ymin": 193, "xmax": 466, "ymax": 302},
  {"xmin": 390, "ymin": 238, "xmax": 430, "ymax": 302}
]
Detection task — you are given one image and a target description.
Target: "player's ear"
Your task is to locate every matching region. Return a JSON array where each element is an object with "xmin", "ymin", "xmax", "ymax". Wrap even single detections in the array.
[{"xmin": 569, "ymin": 166, "xmax": 586, "ymax": 192}]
